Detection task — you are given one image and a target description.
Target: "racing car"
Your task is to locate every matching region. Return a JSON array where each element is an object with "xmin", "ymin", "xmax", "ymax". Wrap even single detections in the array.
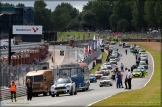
[
  {"xmin": 123, "ymin": 43, "xmax": 130, "ymax": 48},
  {"xmin": 119, "ymin": 42, "xmax": 123, "ymax": 46},
  {"xmin": 109, "ymin": 59, "xmax": 117, "ymax": 65},
  {"xmin": 110, "ymin": 41, "xmax": 116, "ymax": 45},
  {"xmin": 132, "ymin": 68, "xmax": 148, "ymax": 78}
]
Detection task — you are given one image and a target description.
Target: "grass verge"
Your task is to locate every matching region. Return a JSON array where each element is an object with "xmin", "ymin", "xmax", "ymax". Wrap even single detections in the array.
[
  {"xmin": 90, "ymin": 52, "xmax": 107, "ymax": 74},
  {"xmin": 90, "ymin": 43, "xmax": 161, "ymax": 106}
]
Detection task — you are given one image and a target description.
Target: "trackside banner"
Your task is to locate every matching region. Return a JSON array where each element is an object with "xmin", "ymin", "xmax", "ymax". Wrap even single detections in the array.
[{"xmin": 12, "ymin": 25, "xmax": 42, "ymax": 34}]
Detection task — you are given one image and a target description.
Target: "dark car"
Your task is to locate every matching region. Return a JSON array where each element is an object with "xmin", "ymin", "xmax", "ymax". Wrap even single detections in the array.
[{"xmin": 89, "ymin": 74, "xmax": 97, "ymax": 83}]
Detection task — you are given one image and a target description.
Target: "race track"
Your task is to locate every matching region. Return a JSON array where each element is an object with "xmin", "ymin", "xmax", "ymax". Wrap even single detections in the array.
[{"xmin": 1, "ymin": 44, "xmax": 153, "ymax": 106}]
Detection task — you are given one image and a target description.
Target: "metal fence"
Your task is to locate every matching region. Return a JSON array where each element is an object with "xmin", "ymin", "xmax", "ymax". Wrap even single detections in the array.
[
  {"xmin": 83, "ymin": 47, "xmax": 101, "ymax": 64},
  {"xmin": 0, "ymin": 63, "xmax": 49, "ymax": 89}
]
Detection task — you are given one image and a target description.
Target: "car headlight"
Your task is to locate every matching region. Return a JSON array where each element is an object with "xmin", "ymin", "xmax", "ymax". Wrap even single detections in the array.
[{"xmin": 66, "ymin": 85, "xmax": 70, "ymax": 88}]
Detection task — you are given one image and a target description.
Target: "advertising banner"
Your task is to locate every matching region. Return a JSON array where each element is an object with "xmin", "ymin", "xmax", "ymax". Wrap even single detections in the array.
[{"xmin": 12, "ymin": 25, "xmax": 42, "ymax": 34}]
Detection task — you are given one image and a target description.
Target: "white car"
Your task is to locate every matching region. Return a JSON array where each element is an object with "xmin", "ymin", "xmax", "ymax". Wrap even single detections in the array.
[
  {"xmin": 51, "ymin": 78, "xmax": 77, "ymax": 97},
  {"xmin": 99, "ymin": 76, "xmax": 113, "ymax": 87}
]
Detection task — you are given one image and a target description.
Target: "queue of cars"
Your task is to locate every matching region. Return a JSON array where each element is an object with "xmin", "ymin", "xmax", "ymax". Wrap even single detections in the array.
[{"xmin": 129, "ymin": 45, "xmax": 149, "ymax": 78}]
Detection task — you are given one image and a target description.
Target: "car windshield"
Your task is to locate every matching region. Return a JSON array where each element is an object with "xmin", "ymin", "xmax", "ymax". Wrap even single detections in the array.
[
  {"xmin": 56, "ymin": 78, "xmax": 71, "ymax": 84},
  {"xmin": 89, "ymin": 74, "xmax": 95, "ymax": 77},
  {"xmin": 139, "ymin": 63, "xmax": 146, "ymax": 65},
  {"xmin": 59, "ymin": 69, "xmax": 71, "ymax": 77},
  {"xmin": 101, "ymin": 68, "xmax": 107, "ymax": 70},
  {"xmin": 71, "ymin": 68, "xmax": 83, "ymax": 77},
  {"xmin": 100, "ymin": 77, "xmax": 110, "ymax": 80},
  {"xmin": 95, "ymin": 72, "xmax": 102, "ymax": 74}
]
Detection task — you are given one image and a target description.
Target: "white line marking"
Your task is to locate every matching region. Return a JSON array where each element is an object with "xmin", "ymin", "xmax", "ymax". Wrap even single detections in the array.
[{"xmin": 87, "ymin": 51, "xmax": 155, "ymax": 107}]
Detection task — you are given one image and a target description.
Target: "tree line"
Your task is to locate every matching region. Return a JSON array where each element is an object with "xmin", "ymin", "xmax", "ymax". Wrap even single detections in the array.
[{"xmin": 1, "ymin": 0, "xmax": 161, "ymax": 32}]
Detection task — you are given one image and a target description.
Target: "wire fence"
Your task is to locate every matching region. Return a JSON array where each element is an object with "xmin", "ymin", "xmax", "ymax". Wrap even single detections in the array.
[{"xmin": 0, "ymin": 63, "xmax": 49, "ymax": 89}]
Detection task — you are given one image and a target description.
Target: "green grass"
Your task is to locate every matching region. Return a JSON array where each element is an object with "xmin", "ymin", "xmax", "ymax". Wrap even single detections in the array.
[
  {"xmin": 90, "ymin": 52, "xmax": 107, "ymax": 74},
  {"xmin": 90, "ymin": 43, "xmax": 161, "ymax": 107}
]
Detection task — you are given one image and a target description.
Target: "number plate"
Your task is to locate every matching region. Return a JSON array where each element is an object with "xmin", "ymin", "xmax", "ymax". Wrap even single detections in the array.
[{"xmin": 57, "ymin": 90, "xmax": 63, "ymax": 92}]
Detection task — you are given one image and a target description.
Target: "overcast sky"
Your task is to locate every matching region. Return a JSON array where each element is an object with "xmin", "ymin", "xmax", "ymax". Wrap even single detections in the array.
[{"xmin": 1, "ymin": 0, "xmax": 89, "ymax": 12}]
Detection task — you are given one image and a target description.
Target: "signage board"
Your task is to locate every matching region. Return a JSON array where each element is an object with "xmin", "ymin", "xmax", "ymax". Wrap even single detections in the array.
[{"xmin": 12, "ymin": 25, "xmax": 42, "ymax": 34}]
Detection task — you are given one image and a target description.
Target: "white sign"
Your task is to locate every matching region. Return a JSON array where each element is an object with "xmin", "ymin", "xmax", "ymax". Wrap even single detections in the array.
[{"xmin": 12, "ymin": 25, "xmax": 42, "ymax": 34}]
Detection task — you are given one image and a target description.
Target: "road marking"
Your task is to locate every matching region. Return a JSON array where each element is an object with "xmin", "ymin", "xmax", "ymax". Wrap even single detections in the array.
[
  {"xmin": 142, "ymin": 52, "xmax": 154, "ymax": 88},
  {"xmin": 87, "ymin": 50, "xmax": 155, "ymax": 107}
]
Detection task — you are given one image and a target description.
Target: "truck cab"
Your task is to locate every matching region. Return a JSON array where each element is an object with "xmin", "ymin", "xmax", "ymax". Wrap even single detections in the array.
[{"xmin": 26, "ymin": 70, "xmax": 54, "ymax": 96}]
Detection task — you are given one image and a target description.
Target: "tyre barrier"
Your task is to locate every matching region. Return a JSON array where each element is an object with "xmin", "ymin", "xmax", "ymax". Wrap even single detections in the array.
[{"xmin": 0, "ymin": 86, "xmax": 26, "ymax": 101}]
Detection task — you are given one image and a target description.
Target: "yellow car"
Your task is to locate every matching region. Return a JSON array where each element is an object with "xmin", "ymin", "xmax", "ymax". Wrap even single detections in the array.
[{"xmin": 132, "ymin": 69, "xmax": 148, "ymax": 78}]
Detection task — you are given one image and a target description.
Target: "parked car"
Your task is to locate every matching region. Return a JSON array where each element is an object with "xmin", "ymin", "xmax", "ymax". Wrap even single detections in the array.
[
  {"xmin": 119, "ymin": 42, "xmax": 123, "ymax": 46},
  {"xmin": 94, "ymin": 71, "xmax": 103, "ymax": 79},
  {"xmin": 124, "ymin": 43, "xmax": 130, "ymax": 47},
  {"xmin": 89, "ymin": 74, "xmax": 97, "ymax": 83},
  {"xmin": 50, "ymin": 78, "xmax": 77, "ymax": 97},
  {"xmin": 132, "ymin": 68, "xmax": 148, "ymax": 78},
  {"xmin": 109, "ymin": 59, "xmax": 117, "ymax": 65},
  {"xmin": 99, "ymin": 76, "xmax": 113, "ymax": 87},
  {"xmin": 138, "ymin": 62, "xmax": 148, "ymax": 69},
  {"xmin": 110, "ymin": 41, "xmax": 116, "ymax": 45},
  {"xmin": 130, "ymin": 45, "xmax": 135, "ymax": 49}
]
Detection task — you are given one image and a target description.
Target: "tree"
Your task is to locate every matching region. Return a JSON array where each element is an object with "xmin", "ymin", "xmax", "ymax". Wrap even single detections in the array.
[
  {"xmin": 131, "ymin": 0, "xmax": 147, "ymax": 31},
  {"xmin": 154, "ymin": 0, "xmax": 162, "ymax": 27},
  {"xmin": 117, "ymin": 19, "xmax": 129, "ymax": 32},
  {"xmin": 144, "ymin": 0, "xmax": 157, "ymax": 28},
  {"xmin": 16, "ymin": 3, "xmax": 25, "ymax": 7},
  {"xmin": 34, "ymin": 0, "xmax": 53, "ymax": 30},
  {"xmin": 1, "ymin": 3, "xmax": 14, "ymax": 6}
]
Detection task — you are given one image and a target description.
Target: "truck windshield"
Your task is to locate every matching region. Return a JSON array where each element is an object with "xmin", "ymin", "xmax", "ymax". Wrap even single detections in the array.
[
  {"xmin": 26, "ymin": 75, "xmax": 43, "ymax": 82},
  {"xmin": 59, "ymin": 68, "xmax": 83, "ymax": 77}
]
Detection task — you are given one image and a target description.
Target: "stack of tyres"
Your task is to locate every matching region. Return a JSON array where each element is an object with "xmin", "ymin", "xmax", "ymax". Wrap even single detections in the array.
[
  {"xmin": 25, "ymin": 51, "xmax": 30, "ymax": 64},
  {"xmin": 30, "ymin": 50, "xmax": 35, "ymax": 63},
  {"xmin": 3, "ymin": 56, "xmax": 8, "ymax": 65},
  {"xmin": 20, "ymin": 51, "xmax": 25, "ymax": 64},
  {"xmin": 16, "ymin": 55, "xmax": 20, "ymax": 65},
  {"xmin": 35, "ymin": 49, "xmax": 40, "ymax": 59},
  {"xmin": 12, "ymin": 55, "xmax": 17, "ymax": 66}
]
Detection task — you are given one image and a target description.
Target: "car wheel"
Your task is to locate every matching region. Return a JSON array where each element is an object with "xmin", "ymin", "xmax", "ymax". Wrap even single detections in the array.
[
  {"xmin": 110, "ymin": 84, "xmax": 112, "ymax": 86},
  {"xmin": 51, "ymin": 94, "xmax": 55, "ymax": 97},
  {"xmin": 43, "ymin": 92, "xmax": 47, "ymax": 96},
  {"xmin": 86, "ymin": 87, "xmax": 89, "ymax": 90},
  {"xmin": 49, "ymin": 91, "xmax": 51, "ymax": 95},
  {"xmin": 74, "ymin": 87, "xmax": 77, "ymax": 95},
  {"xmin": 95, "ymin": 80, "xmax": 97, "ymax": 82},
  {"xmin": 56, "ymin": 93, "xmax": 59, "ymax": 97},
  {"xmin": 100, "ymin": 85, "xmax": 103, "ymax": 87},
  {"xmin": 70, "ymin": 88, "xmax": 74, "ymax": 95}
]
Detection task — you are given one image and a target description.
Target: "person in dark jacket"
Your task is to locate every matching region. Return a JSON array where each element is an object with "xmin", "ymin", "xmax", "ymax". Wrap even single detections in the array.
[{"xmin": 26, "ymin": 79, "xmax": 33, "ymax": 101}]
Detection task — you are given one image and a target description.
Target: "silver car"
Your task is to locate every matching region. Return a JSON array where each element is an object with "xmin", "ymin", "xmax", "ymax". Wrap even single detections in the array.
[
  {"xmin": 51, "ymin": 78, "xmax": 77, "ymax": 97},
  {"xmin": 99, "ymin": 76, "xmax": 113, "ymax": 87}
]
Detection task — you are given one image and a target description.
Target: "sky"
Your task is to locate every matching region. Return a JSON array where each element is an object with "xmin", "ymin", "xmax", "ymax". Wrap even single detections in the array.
[{"xmin": 1, "ymin": 0, "xmax": 89, "ymax": 12}]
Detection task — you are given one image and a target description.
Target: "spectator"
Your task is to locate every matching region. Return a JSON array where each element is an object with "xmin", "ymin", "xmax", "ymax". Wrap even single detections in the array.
[
  {"xmin": 124, "ymin": 68, "xmax": 129, "ymax": 89},
  {"xmin": 120, "ymin": 63, "xmax": 124, "ymax": 71},
  {"xmin": 125, "ymin": 49, "xmax": 127, "ymax": 55},
  {"xmin": 111, "ymin": 70, "xmax": 116, "ymax": 81},
  {"xmin": 127, "ymin": 69, "xmax": 132, "ymax": 89},
  {"xmin": 26, "ymin": 79, "xmax": 33, "ymax": 101},
  {"xmin": 116, "ymin": 71, "xmax": 121, "ymax": 88},
  {"xmin": 10, "ymin": 80, "xmax": 17, "ymax": 102},
  {"xmin": 120, "ymin": 72, "xmax": 124, "ymax": 88}
]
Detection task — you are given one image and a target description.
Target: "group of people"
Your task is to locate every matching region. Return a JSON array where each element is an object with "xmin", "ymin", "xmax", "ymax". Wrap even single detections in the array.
[{"xmin": 10, "ymin": 79, "xmax": 33, "ymax": 102}]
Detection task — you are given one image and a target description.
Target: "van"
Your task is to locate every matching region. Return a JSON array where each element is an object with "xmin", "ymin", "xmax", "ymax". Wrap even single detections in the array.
[{"xmin": 26, "ymin": 70, "xmax": 54, "ymax": 96}]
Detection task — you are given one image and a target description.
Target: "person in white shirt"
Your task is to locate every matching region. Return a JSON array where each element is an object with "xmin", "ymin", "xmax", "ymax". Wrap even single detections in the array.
[
  {"xmin": 124, "ymin": 68, "xmax": 129, "ymax": 89},
  {"xmin": 127, "ymin": 69, "xmax": 132, "ymax": 89}
]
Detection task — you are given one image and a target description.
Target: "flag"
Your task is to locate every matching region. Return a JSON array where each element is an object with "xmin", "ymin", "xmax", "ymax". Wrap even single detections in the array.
[
  {"xmin": 100, "ymin": 39, "xmax": 103, "ymax": 46},
  {"xmin": 93, "ymin": 35, "xmax": 96, "ymax": 40},
  {"xmin": 83, "ymin": 47, "xmax": 85, "ymax": 53},
  {"xmin": 75, "ymin": 51, "xmax": 77, "ymax": 61},
  {"xmin": 94, "ymin": 42, "xmax": 96, "ymax": 49}
]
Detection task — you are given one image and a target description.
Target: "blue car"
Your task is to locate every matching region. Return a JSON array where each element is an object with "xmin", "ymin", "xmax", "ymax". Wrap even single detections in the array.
[{"xmin": 89, "ymin": 74, "xmax": 97, "ymax": 83}]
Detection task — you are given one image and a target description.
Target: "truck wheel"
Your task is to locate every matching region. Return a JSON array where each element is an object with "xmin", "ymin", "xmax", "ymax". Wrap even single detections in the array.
[
  {"xmin": 56, "ymin": 94, "xmax": 59, "ymax": 97},
  {"xmin": 43, "ymin": 92, "xmax": 47, "ymax": 96},
  {"xmin": 49, "ymin": 91, "xmax": 51, "ymax": 95}
]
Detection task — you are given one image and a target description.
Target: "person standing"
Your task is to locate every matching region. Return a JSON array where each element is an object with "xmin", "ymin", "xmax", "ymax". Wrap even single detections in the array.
[
  {"xmin": 26, "ymin": 79, "xmax": 33, "ymax": 101},
  {"xmin": 124, "ymin": 68, "xmax": 129, "ymax": 89},
  {"xmin": 116, "ymin": 71, "xmax": 121, "ymax": 88},
  {"xmin": 120, "ymin": 72, "xmax": 124, "ymax": 88},
  {"xmin": 135, "ymin": 54, "xmax": 138, "ymax": 60},
  {"xmin": 127, "ymin": 69, "xmax": 132, "ymax": 89},
  {"xmin": 111, "ymin": 70, "xmax": 116, "ymax": 81},
  {"xmin": 10, "ymin": 80, "xmax": 16, "ymax": 102},
  {"xmin": 120, "ymin": 63, "xmax": 124, "ymax": 71},
  {"xmin": 125, "ymin": 49, "xmax": 127, "ymax": 55}
]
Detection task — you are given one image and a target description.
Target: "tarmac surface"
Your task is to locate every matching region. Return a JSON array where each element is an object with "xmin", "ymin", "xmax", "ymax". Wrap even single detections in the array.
[{"xmin": 1, "ymin": 44, "xmax": 153, "ymax": 106}]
